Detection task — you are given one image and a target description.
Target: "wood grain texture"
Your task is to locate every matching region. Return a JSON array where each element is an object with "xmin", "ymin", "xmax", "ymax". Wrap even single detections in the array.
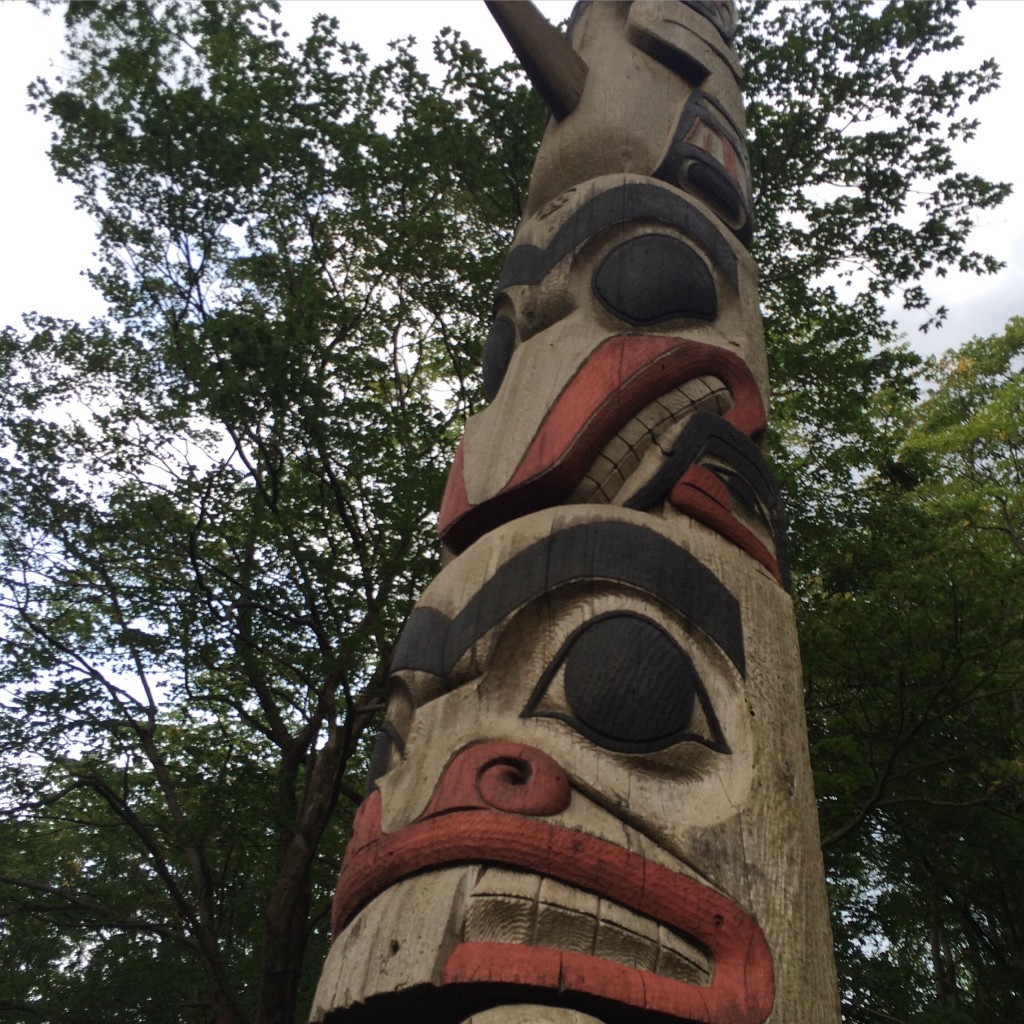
[
  {"xmin": 459, "ymin": 1008, "xmax": 605, "ymax": 1024},
  {"xmin": 460, "ymin": 1010, "xmax": 605, "ymax": 1024},
  {"xmin": 312, "ymin": 508, "xmax": 841, "ymax": 1024},
  {"xmin": 312, "ymin": 0, "xmax": 841, "ymax": 1019}
]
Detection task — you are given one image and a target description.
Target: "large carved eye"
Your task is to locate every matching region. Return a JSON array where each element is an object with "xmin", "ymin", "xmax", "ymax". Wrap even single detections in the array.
[
  {"xmin": 592, "ymin": 234, "xmax": 717, "ymax": 325},
  {"xmin": 523, "ymin": 612, "xmax": 729, "ymax": 754}
]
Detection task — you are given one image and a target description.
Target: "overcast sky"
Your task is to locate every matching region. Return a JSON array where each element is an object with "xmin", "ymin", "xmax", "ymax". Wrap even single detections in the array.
[{"xmin": 1, "ymin": 0, "xmax": 1020, "ymax": 359}]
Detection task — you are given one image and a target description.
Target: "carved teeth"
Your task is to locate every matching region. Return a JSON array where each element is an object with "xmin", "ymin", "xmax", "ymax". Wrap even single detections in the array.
[
  {"xmin": 463, "ymin": 867, "xmax": 711, "ymax": 985},
  {"xmin": 570, "ymin": 374, "xmax": 733, "ymax": 503}
]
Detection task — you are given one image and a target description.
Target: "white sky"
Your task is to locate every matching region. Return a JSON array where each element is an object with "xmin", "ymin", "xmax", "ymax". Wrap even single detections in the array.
[{"xmin": 1, "ymin": 0, "xmax": 1021, "ymax": 359}]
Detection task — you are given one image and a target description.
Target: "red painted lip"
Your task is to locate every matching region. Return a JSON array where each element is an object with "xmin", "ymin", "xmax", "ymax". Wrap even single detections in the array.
[
  {"xmin": 332, "ymin": 743, "xmax": 774, "ymax": 1024},
  {"xmin": 438, "ymin": 335, "xmax": 766, "ymax": 554},
  {"xmin": 670, "ymin": 465, "xmax": 784, "ymax": 586}
]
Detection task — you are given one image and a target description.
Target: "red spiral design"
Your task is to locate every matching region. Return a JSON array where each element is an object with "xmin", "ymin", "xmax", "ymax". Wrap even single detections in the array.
[{"xmin": 420, "ymin": 741, "xmax": 571, "ymax": 819}]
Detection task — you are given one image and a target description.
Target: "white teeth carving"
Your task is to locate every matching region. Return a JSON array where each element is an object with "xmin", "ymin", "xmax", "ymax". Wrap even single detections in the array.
[
  {"xmin": 569, "ymin": 375, "xmax": 732, "ymax": 503},
  {"xmin": 463, "ymin": 868, "xmax": 711, "ymax": 986}
]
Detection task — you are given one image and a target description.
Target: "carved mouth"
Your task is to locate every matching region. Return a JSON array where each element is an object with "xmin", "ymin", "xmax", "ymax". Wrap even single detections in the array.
[
  {"xmin": 438, "ymin": 336, "xmax": 766, "ymax": 554},
  {"xmin": 569, "ymin": 373, "xmax": 732, "ymax": 504},
  {"xmin": 331, "ymin": 795, "xmax": 774, "ymax": 1023},
  {"xmin": 464, "ymin": 867, "xmax": 711, "ymax": 986}
]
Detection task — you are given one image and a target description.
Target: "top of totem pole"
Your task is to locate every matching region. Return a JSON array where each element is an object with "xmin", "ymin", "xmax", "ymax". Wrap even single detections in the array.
[
  {"xmin": 438, "ymin": 0, "xmax": 772, "ymax": 570},
  {"xmin": 487, "ymin": 1, "xmax": 744, "ymax": 220}
]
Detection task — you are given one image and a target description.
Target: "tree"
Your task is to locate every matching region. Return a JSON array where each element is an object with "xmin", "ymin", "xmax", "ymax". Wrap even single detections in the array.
[
  {"xmin": 0, "ymin": 3, "xmax": 539, "ymax": 1021},
  {"xmin": 741, "ymin": 0, "xmax": 1009, "ymax": 529},
  {"xmin": 799, "ymin": 320, "xmax": 1024, "ymax": 1022},
  {"xmin": 0, "ymin": 1, "xmax": 1012, "ymax": 1022}
]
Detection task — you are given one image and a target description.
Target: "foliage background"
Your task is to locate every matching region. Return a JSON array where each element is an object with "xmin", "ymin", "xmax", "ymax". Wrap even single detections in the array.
[{"xmin": 0, "ymin": 2, "xmax": 1020, "ymax": 1023}]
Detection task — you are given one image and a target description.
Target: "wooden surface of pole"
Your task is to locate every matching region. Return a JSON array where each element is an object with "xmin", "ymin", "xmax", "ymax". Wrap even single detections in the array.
[{"xmin": 312, "ymin": 3, "xmax": 843, "ymax": 1021}]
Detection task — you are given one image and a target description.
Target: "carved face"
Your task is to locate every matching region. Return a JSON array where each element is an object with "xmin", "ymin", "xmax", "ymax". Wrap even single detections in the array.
[
  {"xmin": 311, "ymin": 506, "xmax": 833, "ymax": 1024},
  {"xmin": 523, "ymin": 2, "xmax": 747, "ymax": 222},
  {"xmin": 443, "ymin": 170, "xmax": 770, "ymax": 559},
  {"xmin": 445, "ymin": 0, "xmax": 764, "ymax": 566}
]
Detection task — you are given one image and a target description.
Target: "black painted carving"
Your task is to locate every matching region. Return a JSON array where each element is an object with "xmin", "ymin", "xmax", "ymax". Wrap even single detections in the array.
[
  {"xmin": 391, "ymin": 520, "xmax": 745, "ymax": 680},
  {"xmin": 653, "ymin": 93, "xmax": 753, "ymax": 245},
  {"xmin": 390, "ymin": 606, "xmax": 450, "ymax": 680},
  {"xmin": 524, "ymin": 612, "xmax": 729, "ymax": 754},
  {"xmin": 625, "ymin": 412, "xmax": 790, "ymax": 587},
  {"xmin": 499, "ymin": 183, "xmax": 738, "ymax": 292},
  {"xmin": 627, "ymin": 24, "xmax": 711, "ymax": 87},
  {"xmin": 627, "ymin": 2, "xmax": 737, "ymax": 76},
  {"xmin": 593, "ymin": 234, "xmax": 717, "ymax": 325},
  {"xmin": 682, "ymin": 0, "xmax": 738, "ymax": 44},
  {"xmin": 482, "ymin": 317, "xmax": 516, "ymax": 401},
  {"xmin": 687, "ymin": 162, "xmax": 742, "ymax": 223}
]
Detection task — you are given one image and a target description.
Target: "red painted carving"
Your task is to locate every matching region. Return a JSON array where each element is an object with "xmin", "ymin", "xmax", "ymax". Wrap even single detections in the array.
[
  {"xmin": 436, "ymin": 438, "xmax": 469, "ymax": 551},
  {"xmin": 670, "ymin": 465, "xmax": 784, "ymax": 585},
  {"xmin": 420, "ymin": 740, "xmax": 572, "ymax": 819},
  {"xmin": 439, "ymin": 335, "xmax": 767, "ymax": 553},
  {"xmin": 685, "ymin": 115, "xmax": 741, "ymax": 184},
  {"xmin": 444, "ymin": 942, "xmax": 768, "ymax": 1024},
  {"xmin": 333, "ymin": 741, "xmax": 775, "ymax": 1024}
]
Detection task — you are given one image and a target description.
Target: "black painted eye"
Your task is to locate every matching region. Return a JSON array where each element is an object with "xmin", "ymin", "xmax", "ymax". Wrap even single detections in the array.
[
  {"xmin": 592, "ymin": 234, "xmax": 717, "ymax": 326},
  {"xmin": 524, "ymin": 612, "xmax": 729, "ymax": 754}
]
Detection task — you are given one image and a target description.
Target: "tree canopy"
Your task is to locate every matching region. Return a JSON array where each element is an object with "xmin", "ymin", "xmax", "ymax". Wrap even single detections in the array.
[
  {"xmin": 1, "ymin": 2, "xmax": 1019, "ymax": 1023},
  {"xmin": 801, "ymin": 320, "xmax": 1024, "ymax": 1023}
]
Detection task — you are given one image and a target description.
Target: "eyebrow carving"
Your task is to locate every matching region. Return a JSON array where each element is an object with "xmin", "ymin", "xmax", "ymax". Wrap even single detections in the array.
[
  {"xmin": 498, "ymin": 181, "xmax": 739, "ymax": 291},
  {"xmin": 391, "ymin": 520, "xmax": 745, "ymax": 681}
]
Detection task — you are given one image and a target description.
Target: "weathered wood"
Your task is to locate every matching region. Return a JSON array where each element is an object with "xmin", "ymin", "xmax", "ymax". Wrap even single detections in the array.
[{"xmin": 312, "ymin": 2, "xmax": 842, "ymax": 1021}]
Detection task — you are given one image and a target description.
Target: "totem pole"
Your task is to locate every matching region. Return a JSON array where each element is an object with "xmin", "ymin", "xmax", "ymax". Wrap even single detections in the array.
[{"xmin": 311, "ymin": 2, "xmax": 842, "ymax": 1022}]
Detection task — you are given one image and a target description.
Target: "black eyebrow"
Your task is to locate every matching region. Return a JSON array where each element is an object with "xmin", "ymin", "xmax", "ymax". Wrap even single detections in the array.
[
  {"xmin": 498, "ymin": 181, "xmax": 738, "ymax": 292},
  {"xmin": 625, "ymin": 411, "xmax": 790, "ymax": 586},
  {"xmin": 391, "ymin": 520, "xmax": 744, "ymax": 680}
]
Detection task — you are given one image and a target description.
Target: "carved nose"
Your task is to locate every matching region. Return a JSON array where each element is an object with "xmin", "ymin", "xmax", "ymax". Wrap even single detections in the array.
[{"xmin": 418, "ymin": 741, "xmax": 571, "ymax": 820}]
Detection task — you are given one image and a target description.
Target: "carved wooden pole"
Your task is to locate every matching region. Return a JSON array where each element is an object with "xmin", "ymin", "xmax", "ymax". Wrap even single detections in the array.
[{"xmin": 312, "ymin": 3, "xmax": 842, "ymax": 1022}]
